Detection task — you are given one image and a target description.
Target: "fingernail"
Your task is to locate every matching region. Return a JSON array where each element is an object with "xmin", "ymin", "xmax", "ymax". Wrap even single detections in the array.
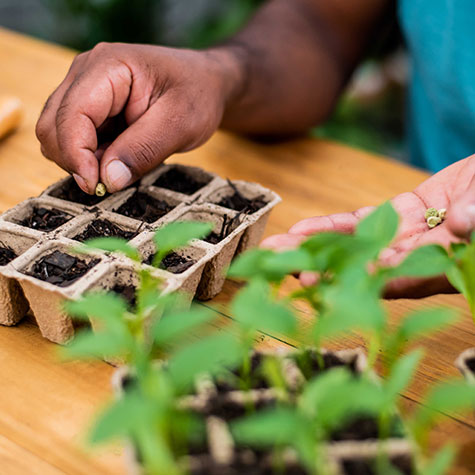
[
  {"xmin": 73, "ymin": 173, "xmax": 89, "ymax": 194},
  {"xmin": 105, "ymin": 160, "xmax": 132, "ymax": 191},
  {"xmin": 467, "ymin": 204, "xmax": 475, "ymax": 229}
]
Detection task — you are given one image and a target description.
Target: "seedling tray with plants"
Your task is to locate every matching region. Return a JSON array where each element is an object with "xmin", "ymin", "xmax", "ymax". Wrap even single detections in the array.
[{"xmin": 0, "ymin": 163, "xmax": 280, "ymax": 344}]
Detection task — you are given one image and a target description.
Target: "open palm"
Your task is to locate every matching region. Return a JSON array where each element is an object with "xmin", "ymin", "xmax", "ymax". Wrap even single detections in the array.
[{"xmin": 262, "ymin": 156, "xmax": 475, "ymax": 298}]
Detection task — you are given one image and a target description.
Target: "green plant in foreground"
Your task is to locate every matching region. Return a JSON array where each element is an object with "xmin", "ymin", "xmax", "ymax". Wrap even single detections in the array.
[
  {"xmin": 446, "ymin": 233, "xmax": 475, "ymax": 322},
  {"xmin": 61, "ymin": 204, "xmax": 475, "ymax": 475}
]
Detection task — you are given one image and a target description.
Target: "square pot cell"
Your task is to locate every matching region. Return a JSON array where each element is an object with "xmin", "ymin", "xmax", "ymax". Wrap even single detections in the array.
[
  {"xmin": 0, "ymin": 228, "xmax": 37, "ymax": 325},
  {"xmin": 1, "ymin": 197, "xmax": 79, "ymax": 235},
  {"xmin": 43, "ymin": 176, "xmax": 112, "ymax": 207},
  {"xmin": 455, "ymin": 347, "xmax": 475, "ymax": 385},
  {"xmin": 172, "ymin": 207, "xmax": 246, "ymax": 300},
  {"xmin": 61, "ymin": 212, "xmax": 145, "ymax": 244},
  {"xmin": 135, "ymin": 231, "xmax": 210, "ymax": 294},
  {"xmin": 143, "ymin": 164, "xmax": 215, "ymax": 197},
  {"xmin": 111, "ymin": 187, "xmax": 180, "ymax": 224},
  {"xmin": 329, "ymin": 440, "xmax": 414, "ymax": 475},
  {"xmin": 6, "ymin": 240, "xmax": 107, "ymax": 344}
]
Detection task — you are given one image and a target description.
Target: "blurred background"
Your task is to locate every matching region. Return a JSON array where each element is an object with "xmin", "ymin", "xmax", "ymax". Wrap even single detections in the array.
[{"xmin": 0, "ymin": 0, "xmax": 408, "ymax": 161}]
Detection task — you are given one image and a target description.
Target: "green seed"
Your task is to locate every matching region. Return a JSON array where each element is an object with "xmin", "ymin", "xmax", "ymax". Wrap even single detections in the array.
[
  {"xmin": 438, "ymin": 208, "xmax": 447, "ymax": 220},
  {"xmin": 427, "ymin": 216, "xmax": 442, "ymax": 228},
  {"xmin": 95, "ymin": 183, "xmax": 107, "ymax": 197},
  {"xmin": 424, "ymin": 207, "xmax": 439, "ymax": 220}
]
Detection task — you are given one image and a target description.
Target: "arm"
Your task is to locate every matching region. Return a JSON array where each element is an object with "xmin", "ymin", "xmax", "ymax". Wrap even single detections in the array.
[{"xmin": 36, "ymin": 0, "xmax": 390, "ymax": 194}]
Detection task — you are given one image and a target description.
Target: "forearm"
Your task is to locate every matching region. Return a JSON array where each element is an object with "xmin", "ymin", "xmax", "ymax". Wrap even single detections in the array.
[{"xmin": 212, "ymin": 0, "xmax": 390, "ymax": 135}]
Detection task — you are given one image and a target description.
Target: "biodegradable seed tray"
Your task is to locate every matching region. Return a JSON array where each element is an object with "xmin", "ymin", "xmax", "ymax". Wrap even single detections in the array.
[{"xmin": 0, "ymin": 163, "xmax": 280, "ymax": 344}]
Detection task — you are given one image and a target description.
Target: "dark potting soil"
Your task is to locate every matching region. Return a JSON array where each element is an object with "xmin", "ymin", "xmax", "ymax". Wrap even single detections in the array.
[
  {"xmin": 466, "ymin": 357, "xmax": 475, "ymax": 373},
  {"xmin": 203, "ymin": 394, "xmax": 276, "ymax": 422},
  {"xmin": 214, "ymin": 353, "xmax": 270, "ymax": 393},
  {"xmin": 203, "ymin": 214, "xmax": 241, "ymax": 245},
  {"xmin": 112, "ymin": 284, "xmax": 137, "ymax": 310},
  {"xmin": 341, "ymin": 455, "xmax": 413, "ymax": 475},
  {"xmin": 19, "ymin": 207, "xmax": 73, "ymax": 231},
  {"xmin": 73, "ymin": 219, "xmax": 137, "ymax": 242},
  {"xmin": 216, "ymin": 180, "xmax": 267, "ymax": 214},
  {"xmin": 0, "ymin": 246, "xmax": 17, "ymax": 266},
  {"xmin": 28, "ymin": 250, "xmax": 99, "ymax": 287},
  {"xmin": 51, "ymin": 178, "xmax": 108, "ymax": 206},
  {"xmin": 114, "ymin": 191, "xmax": 173, "ymax": 223},
  {"xmin": 144, "ymin": 251, "xmax": 195, "ymax": 274},
  {"xmin": 153, "ymin": 168, "xmax": 211, "ymax": 195},
  {"xmin": 294, "ymin": 351, "xmax": 358, "ymax": 380},
  {"xmin": 330, "ymin": 415, "xmax": 403, "ymax": 442}
]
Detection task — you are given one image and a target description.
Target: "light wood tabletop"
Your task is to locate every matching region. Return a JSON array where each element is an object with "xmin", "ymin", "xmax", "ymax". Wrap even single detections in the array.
[{"xmin": 0, "ymin": 27, "xmax": 474, "ymax": 474}]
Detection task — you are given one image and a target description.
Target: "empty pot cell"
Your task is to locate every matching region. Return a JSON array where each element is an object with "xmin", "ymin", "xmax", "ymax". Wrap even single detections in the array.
[
  {"xmin": 455, "ymin": 348, "xmax": 475, "ymax": 384},
  {"xmin": 70, "ymin": 216, "xmax": 142, "ymax": 243},
  {"xmin": 46, "ymin": 176, "xmax": 110, "ymax": 206},
  {"xmin": 13, "ymin": 242, "xmax": 105, "ymax": 344},
  {"xmin": 112, "ymin": 189, "xmax": 177, "ymax": 224},
  {"xmin": 0, "ymin": 230, "xmax": 36, "ymax": 325},
  {"xmin": 2, "ymin": 199, "xmax": 76, "ymax": 233},
  {"xmin": 151, "ymin": 165, "xmax": 213, "ymax": 196}
]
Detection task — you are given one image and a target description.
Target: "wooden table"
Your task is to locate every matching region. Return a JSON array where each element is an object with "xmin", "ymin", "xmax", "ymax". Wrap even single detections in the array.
[{"xmin": 0, "ymin": 27, "xmax": 474, "ymax": 474}]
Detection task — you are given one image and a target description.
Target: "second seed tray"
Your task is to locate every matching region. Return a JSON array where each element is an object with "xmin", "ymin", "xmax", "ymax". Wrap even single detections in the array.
[{"xmin": 0, "ymin": 163, "xmax": 280, "ymax": 344}]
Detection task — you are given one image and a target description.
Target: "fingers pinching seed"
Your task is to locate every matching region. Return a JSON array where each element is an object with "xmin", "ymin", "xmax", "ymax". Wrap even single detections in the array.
[{"xmin": 95, "ymin": 183, "xmax": 107, "ymax": 197}]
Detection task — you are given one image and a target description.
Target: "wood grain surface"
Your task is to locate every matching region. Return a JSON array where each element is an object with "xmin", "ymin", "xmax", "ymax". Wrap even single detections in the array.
[{"xmin": 0, "ymin": 27, "xmax": 473, "ymax": 474}]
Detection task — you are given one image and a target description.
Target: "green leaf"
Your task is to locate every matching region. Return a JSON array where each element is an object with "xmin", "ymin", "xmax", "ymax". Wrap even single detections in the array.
[
  {"xmin": 398, "ymin": 307, "xmax": 458, "ymax": 342},
  {"xmin": 167, "ymin": 332, "xmax": 243, "ymax": 390},
  {"xmin": 153, "ymin": 221, "xmax": 213, "ymax": 263},
  {"xmin": 228, "ymin": 248, "xmax": 276, "ymax": 279},
  {"xmin": 62, "ymin": 328, "xmax": 133, "ymax": 359},
  {"xmin": 356, "ymin": 201, "xmax": 399, "ymax": 250},
  {"xmin": 420, "ymin": 444, "xmax": 456, "ymax": 475},
  {"xmin": 65, "ymin": 292, "xmax": 129, "ymax": 322},
  {"xmin": 153, "ymin": 306, "xmax": 216, "ymax": 345},
  {"xmin": 387, "ymin": 245, "xmax": 451, "ymax": 278},
  {"xmin": 79, "ymin": 237, "xmax": 140, "ymax": 261},
  {"xmin": 384, "ymin": 350, "xmax": 422, "ymax": 404},
  {"xmin": 90, "ymin": 391, "xmax": 148, "ymax": 444},
  {"xmin": 231, "ymin": 407, "xmax": 303, "ymax": 447},
  {"xmin": 423, "ymin": 381, "xmax": 475, "ymax": 414},
  {"xmin": 231, "ymin": 279, "xmax": 297, "ymax": 336}
]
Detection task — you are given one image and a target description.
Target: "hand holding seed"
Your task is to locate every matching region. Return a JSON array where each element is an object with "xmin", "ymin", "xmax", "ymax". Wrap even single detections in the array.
[{"xmin": 262, "ymin": 155, "xmax": 475, "ymax": 298}]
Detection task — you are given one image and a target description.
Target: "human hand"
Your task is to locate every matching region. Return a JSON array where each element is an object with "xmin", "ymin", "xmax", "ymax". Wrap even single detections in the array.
[
  {"xmin": 36, "ymin": 43, "xmax": 242, "ymax": 194},
  {"xmin": 262, "ymin": 156, "xmax": 475, "ymax": 298}
]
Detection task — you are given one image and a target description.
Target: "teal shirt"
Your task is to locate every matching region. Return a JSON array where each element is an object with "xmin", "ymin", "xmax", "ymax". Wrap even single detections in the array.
[{"xmin": 398, "ymin": 1, "xmax": 475, "ymax": 172}]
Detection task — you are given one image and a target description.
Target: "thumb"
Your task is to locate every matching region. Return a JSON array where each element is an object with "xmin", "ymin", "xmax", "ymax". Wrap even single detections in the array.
[
  {"xmin": 447, "ymin": 174, "xmax": 475, "ymax": 239},
  {"xmin": 100, "ymin": 98, "xmax": 192, "ymax": 192}
]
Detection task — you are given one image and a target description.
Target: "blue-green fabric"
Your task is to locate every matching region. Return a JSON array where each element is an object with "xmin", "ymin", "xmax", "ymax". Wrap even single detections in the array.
[{"xmin": 398, "ymin": 0, "xmax": 475, "ymax": 172}]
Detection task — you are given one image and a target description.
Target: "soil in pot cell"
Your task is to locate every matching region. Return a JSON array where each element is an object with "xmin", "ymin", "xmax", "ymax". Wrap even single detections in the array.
[
  {"xmin": 153, "ymin": 167, "xmax": 212, "ymax": 195},
  {"xmin": 330, "ymin": 414, "xmax": 405, "ymax": 442},
  {"xmin": 0, "ymin": 246, "xmax": 17, "ymax": 266},
  {"xmin": 50, "ymin": 177, "xmax": 108, "ymax": 206},
  {"xmin": 73, "ymin": 219, "xmax": 138, "ymax": 242},
  {"xmin": 203, "ymin": 214, "xmax": 242, "ymax": 245},
  {"xmin": 18, "ymin": 207, "xmax": 74, "ymax": 232},
  {"xmin": 340, "ymin": 454, "xmax": 414, "ymax": 475},
  {"xmin": 114, "ymin": 190, "xmax": 174, "ymax": 223},
  {"xmin": 27, "ymin": 250, "xmax": 100, "ymax": 287},
  {"xmin": 203, "ymin": 394, "xmax": 276, "ymax": 423},
  {"xmin": 144, "ymin": 251, "xmax": 195, "ymax": 274},
  {"xmin": 216, "ymin": 180, "xmax": 268, "ymax": 215},
  {"xmin": 293, "ymin": 350, "xmax": 358, "ymax": 380},
  {"xmin": 214, "ymin": 353, "xmax": 271, "ymax": 393},
  {"xmin": 466, "ymin": 358, "xmax": 475, "ymax": 373},
  {"xmin": 111, "ymin": 284, "xmax": 137, "ymax": 311}
]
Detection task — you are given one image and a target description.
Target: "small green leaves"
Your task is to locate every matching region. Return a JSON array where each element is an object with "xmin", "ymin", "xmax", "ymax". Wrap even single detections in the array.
[
  {"xmin": 387, "ymin": 245, "xmax": 452, "ymax": 279},
  {"xmin": 231, "ymin": 279, "xmax": 297, "ymax": 337},
  {"xmin": 153, "ymin": 221, "xmax": 213, "ymax": 265},
  {"xmin": 65, "ymin": 292, "xmax": 129, "ymax": 322},
  {"xmin": 78, "ymin": 237, "xmax": 140, "ymax": 261},
  {"xmin": 356, "ymin": 201, "xmax": 399, "ymax": 251}
]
